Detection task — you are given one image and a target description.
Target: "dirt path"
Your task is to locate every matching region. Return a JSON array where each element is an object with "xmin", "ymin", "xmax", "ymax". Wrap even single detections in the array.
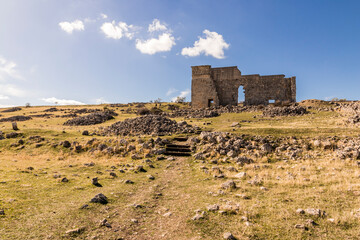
[{"xmin": 112, "ymin": 156, "xmax": 199, "ymax": 240}]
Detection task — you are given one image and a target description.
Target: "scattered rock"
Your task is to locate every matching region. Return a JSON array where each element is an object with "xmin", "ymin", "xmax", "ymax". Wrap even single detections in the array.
[
  {"xmin": 163, "ymin": 212, "xmax": 172, "ymax": 217},
  {"xmin": 1, "ymin": 107, "xmax": 21, "ymax": 113},
  {"xmin": 192, "ymin": 210, "xmax": 206, "ymax": 220},
  {"xmin": 294, "ymin": 224, "xmax": 308, "ymax": 230},
  {"xmin": 64, "ymin": 110, "xmax": 118, "ymax": 126},
  {"xmin": 90, "ymin": 193, "xmax": 108, "ymax": 204},
  {"xmin": 80, "ymin": 204, "xmax": 89, "ymax": 209},
  {"xmin": 230, "ymin": 122, "xmax": 240, "ymax": 127},
  {"xmin": 207, "ymin": 204, "xmax": 220, "ymax": 211},
  {"xmin": 305, "ymin": 219, "xmax": 318, "ymax": 226},
  {"xmin": 135, "ymin": 165, "xmax": 147, "ymax": 172},
  {"xmin": 92, "ymin": 177, "xmax": 102, "ymax": 187},
  {"xmin": 296, "ymin": 208, "xmax": 305, "ymax": 214},
  {"xmin": 109, "ymin": 172, "xmax": 117, "ymax": 177},
  {"xmin": 234, "ymin": 172, "xmax": 247, "ymax": 179},
  {"xmin": 130, "ymin": 203, "xmax": 143, "ymax": 208},
  {"xmin": 99, "ymin": 218, "xmax": 112, "ymax": 228},
  {"xmin": 62, "ymin": 141, "xmax": 71, "ymax": 148},
  {"xmin": 65, "ymin": 227, "xmax": 85, "ymax": 236},
  {"xmin": 0, "ymin": 116, "xmax": 31, "ymax": 122},
  {"xmin": 221, "ymin": 180, "xmax": 237, "ymax": 190},
  {"xmin": 235, "ymin": 194, "xmax": 251, "ymax": 199},
  {"xmin": 6, "ymin": 132, "xmax": 18, "ymax": 139},
  {"xmin": 61, "ymin": 177, "xmax": 69, "ymax": 182},
  {"xmin": 244, "ymin": 221, "xmax": 253, "ymax": 226},
  {"xmin": 223, "ymin": 232, "xmax": 237, "ymax": 240},
  {"xmin": 101, "ymin": 115, "xmax": 196, "ymax": 136},
  {"xmin": 84, "ymin": 162, "xmax": 95, "ymax": 167},
  {"xmin": 305, "ymin": 208, "xmax": 326, "ymax": 217},
  {"xmin": 262, "ymin": 105, "xmax": 308, "ymax": 117}
]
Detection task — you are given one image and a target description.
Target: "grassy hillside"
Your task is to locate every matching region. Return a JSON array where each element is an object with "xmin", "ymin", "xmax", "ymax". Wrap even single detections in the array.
[{"xmin": 0, "ymin": 102, "xmax": 359, "ymax": 239}]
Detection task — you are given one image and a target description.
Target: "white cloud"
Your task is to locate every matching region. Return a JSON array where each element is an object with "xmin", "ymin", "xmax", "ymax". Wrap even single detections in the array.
[
  {"xmin": 171, "ymin": 89, "xmax": 190, "ymax": 102},
  {"xmin": 0, "ymin": 56, "xmax": 23, "ymax": 81},
  {"xmin": 181, "ymin": 30, "xmax": 230, "ymax": 59},
  {"xmin": 95, "ymin": 97, "xmax": 109, "ymax": 104},
  {"xmin": 41, "ymin": 97, "xmax": 85, "ymax": 105},
  {"xmin": 0, "ymin": 94, "xmax": 9, "ymax": 100},
  {"xmin": 0, "ymin": 84, "xmax": 25, "ymax": 97},
  {"xmin": 0, "ymin": 56, "xmax": 26, "ymax": 98},
  {"xmin": 100, "ymin": 13, "xmax": 108, "ymax": 19},
  {"xmin": 148, "ymin": 19, "xmax": 167, "ymax": 32},
  {"xmin": 101, "ymin": 21, "xmax": 136, "ymax": 40},
  {"xmin": 59, "ymin": 20, "xmax": 85, "ymax": 34},
  {"xmin": 136, "ymin": 33, "xmax": 175, "ymax": 55},
  {"xmin": 166, "ymin": 88, "xmax": 178, "ymax": 96}
]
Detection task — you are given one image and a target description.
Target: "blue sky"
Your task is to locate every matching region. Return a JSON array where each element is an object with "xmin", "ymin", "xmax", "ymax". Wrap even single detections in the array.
[{"xmin": 0, "ymin": 0, "xmax": 360, "ymax": 107}]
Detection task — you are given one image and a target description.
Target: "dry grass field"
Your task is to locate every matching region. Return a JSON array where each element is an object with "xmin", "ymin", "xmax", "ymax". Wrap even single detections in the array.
[{"xmin": 1, "ymin": 102, "xmax": 360, "ymax": 240}]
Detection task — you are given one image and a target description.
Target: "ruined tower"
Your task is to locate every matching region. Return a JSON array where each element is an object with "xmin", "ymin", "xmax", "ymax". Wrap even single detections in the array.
[{"xmin": 191, "ymin": 65, "xmax": 296, "ymax": 108}]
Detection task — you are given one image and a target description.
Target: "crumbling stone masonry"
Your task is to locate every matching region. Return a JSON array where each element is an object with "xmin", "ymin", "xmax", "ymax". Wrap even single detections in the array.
[{"xmin": 191, "ymin": 65, "xmax": 296, "ymax": 108}]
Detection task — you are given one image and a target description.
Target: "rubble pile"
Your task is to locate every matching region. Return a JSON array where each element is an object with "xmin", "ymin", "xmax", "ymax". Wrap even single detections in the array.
[
  {"xmin": 262, "ymin": 105, "xmax": 308, "ymax": 117},
  {"xmin": 166, "ymin": 105, "xmax": 260, "ymax": 119},
  {"xmin": 64, "ymin": 110, "xmax": 118, "ymax": 126},
  {"xmin": 1, "ymin": 107, "xmax": 22, "ymax": 113},
  {"xmin": 69, "ymin": 108, "xmax": 102, "ymax": 114},
  {"xmin": 44, "ymin": 107, "xmax": 59, "ymax": 112},
  {"xmin": 101, "ymin": 115, "xmax": 197, "ymax": 136},
  {"xmin": 0, "ymin": 115, "xmax": 32, "ymax": 122}
]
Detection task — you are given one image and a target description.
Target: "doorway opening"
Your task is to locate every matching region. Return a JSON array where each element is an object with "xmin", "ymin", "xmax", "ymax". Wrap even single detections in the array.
[
  {"xmin": 208, "ymin": 99, "xmax": 214, "ymax": 107},
  {"xmin": 238, "ymin": 86, "xmax": 245, "ymax": 106}
]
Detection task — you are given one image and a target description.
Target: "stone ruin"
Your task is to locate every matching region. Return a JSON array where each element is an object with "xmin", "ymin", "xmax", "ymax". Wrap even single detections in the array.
[{"xmin": 191, "ymin": 65, "xmax": 296, "ymax": 108}]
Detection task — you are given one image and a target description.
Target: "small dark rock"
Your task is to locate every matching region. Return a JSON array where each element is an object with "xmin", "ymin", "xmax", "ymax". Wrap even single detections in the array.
[
  {"xmin": 135, "ymin": 165, "xmax": 147, "ymax": 172},
  {"xmin": 92, "ymin": 177, "xmax": 102, "ymax": 187},
  {"xmin": 62, "ymin": 141, "xmax": 71, "ymax": 148},
  {"xmin": 80, "ymin": 204, "xmax": 89, "ymax": 209},
  {"xmin": 61, "ymin": 177, "xmax": 69, "ymax": 182},
  {"xmin": 6, "ymin": 132, "xmax": 18, "ymax": 139},
  {"xmin": 90, "ymin": 193, "xmax": 108, "ymax": 204}
]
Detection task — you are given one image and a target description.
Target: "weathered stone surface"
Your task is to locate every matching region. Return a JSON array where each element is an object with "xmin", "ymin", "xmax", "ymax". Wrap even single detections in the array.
[
  {"xmin": 305, "ymin": 208, "xmax": 326, "ymax": 217},
  {"xmin": 65, "ymin": 227, "xmax": 85, "ymax": 236},
  {"xmin": 0, "ymin": 116, "xmax": 31, "ymax": 122},
  {"xmin": 191, "ymin": 65, "xmax": 296, "ymax": 108},
  {"xmin": 90, "ymin": 193, "xmax": 108, "ymax": 204},
  {"xmin": 262, "ymin": 106, "xmax": 307, "ymax": 117},
  {"xmin": 64, "ymin": 110, "xmax": 117, "ymax": 126},
  {"xmin": 102, "ymin": 115, "xmax": 196, "ymax": 136},
  {"xmin": 223, "ymin": 232, "xmax": 237, "ymax": 240},
  {"xmin": 221, "ymin": 180, "xmax": 237, "ymax": 190}
]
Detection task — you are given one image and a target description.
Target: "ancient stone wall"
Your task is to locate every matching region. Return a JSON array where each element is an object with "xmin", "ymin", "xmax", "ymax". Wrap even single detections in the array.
[{"xmin": 191, "ymin": 65, "xmax": 296, "ymax": 108}]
